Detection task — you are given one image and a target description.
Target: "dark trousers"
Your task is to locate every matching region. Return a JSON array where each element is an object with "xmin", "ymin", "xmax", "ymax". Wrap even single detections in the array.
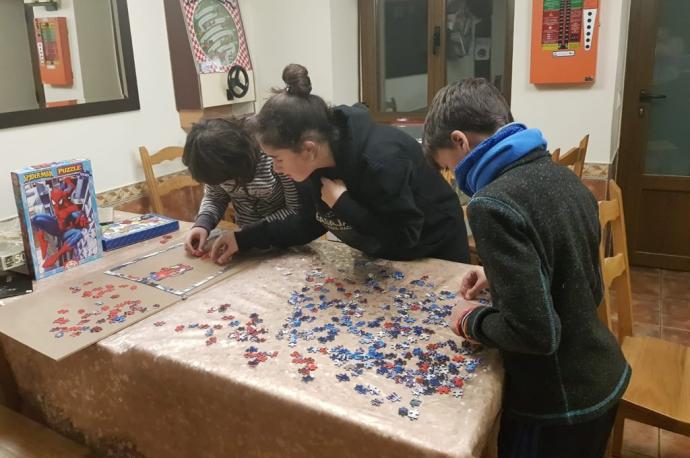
[{"xmin": 498, "ymin": 404, "xmax": 618, "ymax": 458}]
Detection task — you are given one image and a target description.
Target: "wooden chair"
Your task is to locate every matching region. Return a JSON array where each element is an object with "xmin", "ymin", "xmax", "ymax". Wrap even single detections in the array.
[
  {"xmin": 440, "ymin": 168, "xmax": 454, "ymax": 185},
  {"xmin": 553, "ymin": 134, "xmax": 589, "ymax": 178},
  {"xmin": 551, "ymin": 148, "xmax": 561, "ymax": 162},
  {"xmin": 597, "ymin": 179, "xmax": 690, "ymax": 456},
  {"xmin": 139, "ymin": 146, "xmax": 236, "ymax": 228}
]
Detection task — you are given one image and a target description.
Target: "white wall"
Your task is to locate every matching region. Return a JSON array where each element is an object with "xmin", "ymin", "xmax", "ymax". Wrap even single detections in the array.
[
  {"xmin": 0, "ymin": 0, "xmax": 359, "ymax": 220},
  {"xmin": 1, "ymin": 0, "xmax": 626, "ymax": 218},
  {"xmin": 329, "ymin": 0, "xmax": 359, "ymax": 106},
  {"xmin": 510, "ymin": 0, "xmax": 631, "ymax": 164},
  {"xmin": 239, "ymin": 0, "xmax": 359, "ymax": 109},
  {"xmin": 0, "ymin": 0, "xmax": 186, "ymax": 219}
]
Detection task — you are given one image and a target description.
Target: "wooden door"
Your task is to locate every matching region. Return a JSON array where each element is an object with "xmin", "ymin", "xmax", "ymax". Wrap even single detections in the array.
[{"xmin": 618, "ymin": 0, "xmax": 690, "ymax": 271}]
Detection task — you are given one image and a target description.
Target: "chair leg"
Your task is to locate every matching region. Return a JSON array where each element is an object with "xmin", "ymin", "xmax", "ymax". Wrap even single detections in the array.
[{"xmin": 610, "ymin": 413, "xmax": 625, "ymax": 457}]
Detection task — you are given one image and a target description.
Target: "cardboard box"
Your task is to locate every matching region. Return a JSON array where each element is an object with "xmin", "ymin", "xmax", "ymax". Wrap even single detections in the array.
[{"xmin": 12, "ymin": 160, "xmax": 102, "ymax": 279}]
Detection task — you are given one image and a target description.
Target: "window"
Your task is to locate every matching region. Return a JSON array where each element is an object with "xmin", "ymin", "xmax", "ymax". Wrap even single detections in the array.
[{"xmin": 359, "ymin": 0, "xmax": 514, "ymax": 122}]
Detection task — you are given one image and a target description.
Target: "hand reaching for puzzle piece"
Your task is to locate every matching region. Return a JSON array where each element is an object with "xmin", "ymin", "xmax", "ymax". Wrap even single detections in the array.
[
  {"xmin": 459, "ymin": 267, "xmax": 489, "ymax": 300},
  {"xmin": 185, "ymin": 227, "xmax": 209, "ymax": 257},
  {"xmin": 210, "ymin": 231, "xmax": 239, "ymax": 265}
]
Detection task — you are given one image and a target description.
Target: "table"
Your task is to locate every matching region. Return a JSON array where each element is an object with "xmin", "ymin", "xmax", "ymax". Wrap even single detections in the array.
[{"xmin": 0, "ymin": 216, "xmax": 502, "ymax": 458}]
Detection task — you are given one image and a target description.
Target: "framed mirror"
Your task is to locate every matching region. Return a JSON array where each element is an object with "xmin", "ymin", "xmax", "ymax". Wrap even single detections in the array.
[{"xmin": 0, "ymin": 0, "xmax": 139, "ymax": 129}]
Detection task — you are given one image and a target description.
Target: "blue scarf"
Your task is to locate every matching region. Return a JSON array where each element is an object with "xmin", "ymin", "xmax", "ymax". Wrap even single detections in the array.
[{"xmin": 454, "ymin": 123, "xmax": 547, "ymax": 196}]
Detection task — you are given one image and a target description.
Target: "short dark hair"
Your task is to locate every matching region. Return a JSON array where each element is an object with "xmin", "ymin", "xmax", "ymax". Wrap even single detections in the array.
[
  {"xmin": 182, "ymin": 117, "xmax": 259, "ymax": 188},
  {"xmin": 423, "ymin": 78, "xmax": 513, "ymax": 157},
  {"xmin": 254, "ymin": 63, "xmax": 339, "ymax": 151}
]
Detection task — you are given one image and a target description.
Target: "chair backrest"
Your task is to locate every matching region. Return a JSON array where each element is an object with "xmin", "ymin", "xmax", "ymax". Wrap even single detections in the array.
[
  {"xmin": 597, "ymin": 179, "xmax": 634, "ymax": 341},
  {"xmin": 551, "ymin": 148, "xmax": 561, "ymax": 162},
  {"xmin": 441, "ymin": 169, "xmax": 454, "ymax": 186},
  {"xmin": 139, "ymin": 146, "xmax": 198, "ymax": 215},
  {"xmin": 577, "ymin": 134, "xmax": 590, "ymax": 177},
  {"xmin": 555, "ymin": 134, "xmax": 589, "ymax": 178}
]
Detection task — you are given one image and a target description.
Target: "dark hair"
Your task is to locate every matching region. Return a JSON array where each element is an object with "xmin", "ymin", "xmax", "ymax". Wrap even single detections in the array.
[
  {"xmin": 254, "ymin": 63, "xmax": 339, "ymax": 151},
  {"xmin": 423, "ymin": 78, "xmax": 513, "ymax": 159},
  {"xmin": 182, "ymin": 117, "xmax": 260, "ymax": 188}
]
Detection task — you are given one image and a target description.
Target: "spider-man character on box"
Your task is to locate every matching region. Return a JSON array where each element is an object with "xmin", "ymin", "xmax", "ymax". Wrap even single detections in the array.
[{"xmin": 31, "ymin": 178, "xmax": 89, "ymax": 268}]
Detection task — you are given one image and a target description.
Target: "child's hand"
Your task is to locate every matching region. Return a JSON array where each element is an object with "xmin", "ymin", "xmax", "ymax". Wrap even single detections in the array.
[
  {"xmin": 320, "ymin": 178, "xmax": 347, "ymax": 208},
  {"xmin": 210, "ymin": 231, "xmax": 238, "ymax": 265},
  {"xmin": 460, "ymin": 267, "xmax": 489, "ymax": 300},
  {"xmin": 449, "ymin": 303, "xmax": 481, "ymax": 344},
  {"xmin": 185, "ymin": 227, "xmax": 209, "ymax": 257}
]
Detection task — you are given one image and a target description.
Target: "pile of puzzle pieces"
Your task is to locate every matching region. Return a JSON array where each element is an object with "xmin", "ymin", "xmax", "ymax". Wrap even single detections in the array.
[{"xmin": 158, "ymin": 260, "xmax": 488, "ymax": 421}]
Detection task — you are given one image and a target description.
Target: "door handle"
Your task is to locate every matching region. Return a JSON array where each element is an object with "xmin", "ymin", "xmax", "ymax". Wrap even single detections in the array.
[
  {"xmin": 432, "ymin": 26, "xmax": 441, "ymax": 56},
  {"xmin": 639, "ymin": 90, "xmax": 667, "ymax": 102}
]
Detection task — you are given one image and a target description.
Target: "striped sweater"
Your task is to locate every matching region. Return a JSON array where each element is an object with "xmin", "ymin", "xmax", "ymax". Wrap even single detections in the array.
[{"xmin": 193, "ymin": 151, "xmax": 300, "ymax": 231}]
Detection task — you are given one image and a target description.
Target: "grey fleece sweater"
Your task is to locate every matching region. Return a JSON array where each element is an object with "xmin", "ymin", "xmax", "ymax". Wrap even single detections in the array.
[{"xmin": 464, "ymin": 149, "xmax": 630, "ymax": 425}]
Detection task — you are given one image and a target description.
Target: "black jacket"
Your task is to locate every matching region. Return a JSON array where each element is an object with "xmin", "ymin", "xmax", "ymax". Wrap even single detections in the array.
[
  {"xmin": 236, "ymin": 105, "xmax": 469, "ymax": 262},
  {"xmin": 464, "ymin": 149, "xmax": 630, "ymax": 425}
]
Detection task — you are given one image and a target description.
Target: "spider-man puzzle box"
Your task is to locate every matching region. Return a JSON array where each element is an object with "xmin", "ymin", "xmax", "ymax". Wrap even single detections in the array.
[{"xmin": 11, "ymin": 160, "xmax": 102, "ymax": 280}]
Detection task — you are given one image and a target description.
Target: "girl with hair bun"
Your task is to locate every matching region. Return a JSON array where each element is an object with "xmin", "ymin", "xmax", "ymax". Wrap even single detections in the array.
[{"xmin": 208, "ymin": 64, "xmax": 469, "ymax": 265}]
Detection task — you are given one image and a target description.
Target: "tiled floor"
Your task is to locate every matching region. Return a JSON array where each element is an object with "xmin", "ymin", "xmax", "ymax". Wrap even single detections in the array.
[{"xmin": 619, "ymin": 267, "xmax": 690, "ymax": 458}]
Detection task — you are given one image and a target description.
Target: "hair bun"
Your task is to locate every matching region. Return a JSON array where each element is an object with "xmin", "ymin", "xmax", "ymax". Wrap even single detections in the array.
[{"xmin": 282, "ymin": 63, "xmax": 312, "ymax": 97}]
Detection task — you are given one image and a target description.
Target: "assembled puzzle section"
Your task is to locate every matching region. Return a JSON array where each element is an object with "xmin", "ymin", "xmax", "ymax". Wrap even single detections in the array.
[
  {"xmin": 12, "ymin": 160, "xmax": 102, "ymax": 280},
  {"xmin": 105, "ymin": 241, "xmax": 257, "ymax": 298}
]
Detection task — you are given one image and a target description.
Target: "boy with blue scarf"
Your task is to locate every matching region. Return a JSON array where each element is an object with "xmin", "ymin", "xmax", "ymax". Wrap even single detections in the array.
[{"xmin": 424, "ymin": 79, "xmax": 630, "ymax": 458}]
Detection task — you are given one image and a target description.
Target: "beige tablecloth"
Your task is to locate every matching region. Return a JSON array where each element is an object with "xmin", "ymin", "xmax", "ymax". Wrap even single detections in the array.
[{"xmin": 1, "ymin": 238, "xmax": 502, "ymax": 458}]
